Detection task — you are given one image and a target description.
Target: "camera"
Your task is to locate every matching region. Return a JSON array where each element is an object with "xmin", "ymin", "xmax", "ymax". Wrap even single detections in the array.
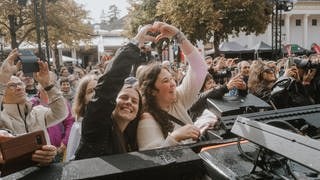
[
  {"xmin": 215, "ymin": 68, "xmax": 232, "ymax": 79},
  {"xmin": 17, "ymin": 49, "xmax": 40, "ymax": 74},
  {"xmin": 294, "ymin": 57, "xmax": 320, "ymax": 69}
]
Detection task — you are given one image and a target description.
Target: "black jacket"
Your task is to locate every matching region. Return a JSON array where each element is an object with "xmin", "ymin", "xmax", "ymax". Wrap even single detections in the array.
[
  {"xmin": 75, "ymin": 43, "xmax": 143, "ymax": 160},
  {"xmin": 189, "ymin": 85, "xmax": 228, "ymax": 121}
]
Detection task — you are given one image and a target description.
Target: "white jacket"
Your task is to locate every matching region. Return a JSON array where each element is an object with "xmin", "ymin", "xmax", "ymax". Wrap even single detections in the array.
[{"xmin": 0, "ymin": 85, "xmax": 68, "ymax": 144}]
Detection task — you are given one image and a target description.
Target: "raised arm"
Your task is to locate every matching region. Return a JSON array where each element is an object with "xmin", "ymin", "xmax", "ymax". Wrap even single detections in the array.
[
  {"xmin": 152, "ymin": 22, "xmax": 208, "ymax": 109},
  {"xmin": 0, "ymin": 49, "xmax": 19, "ymax": 100},
  {"xmin": 34, "ymin": 61, "xmax": 68, "ymax": 126}
]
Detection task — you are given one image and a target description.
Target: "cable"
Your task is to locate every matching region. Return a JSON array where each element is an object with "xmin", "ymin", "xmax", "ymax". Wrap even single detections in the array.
[
  {"xmin": 236, "ymin": 137, "xmax": 254, "ymax": 162},
  {"xmin": 266, "ymin": 120, "xmax": 301, "ymax": 134}
]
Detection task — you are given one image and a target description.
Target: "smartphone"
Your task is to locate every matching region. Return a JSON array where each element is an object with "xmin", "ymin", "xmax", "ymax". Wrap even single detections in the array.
[
  {"xmin": 18, "ymin": 49, "xmax": 40, "ymax": 74},
  {"xmin": 0, "ymin": 130, "xmax": 46, "ymax": 176}
]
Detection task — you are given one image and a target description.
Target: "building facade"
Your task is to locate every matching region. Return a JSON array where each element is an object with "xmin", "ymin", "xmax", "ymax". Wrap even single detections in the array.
[{"xmin": 229, "ymin": 0, "xmax": 320, "ymax": 50}]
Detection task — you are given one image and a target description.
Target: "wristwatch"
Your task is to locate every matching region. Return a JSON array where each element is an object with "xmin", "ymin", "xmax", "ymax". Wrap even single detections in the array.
[{"xmin": 44, "ymin": 84, "xmax": 55, "ymax": 91}]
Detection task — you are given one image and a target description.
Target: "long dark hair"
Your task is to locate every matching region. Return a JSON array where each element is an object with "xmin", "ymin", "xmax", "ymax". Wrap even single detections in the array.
[{"xmin": 138, "ymin": 62, "xmax": 174, "ymax": 137}]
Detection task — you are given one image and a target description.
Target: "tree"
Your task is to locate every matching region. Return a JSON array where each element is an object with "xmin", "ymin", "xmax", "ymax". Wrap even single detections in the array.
[
  {"xmin": 0, "ymin": 0, "xmax": 93, "ymax": 66},
  {"xmin": 156, "ymin": 0, "xmax": 272, "ymax": 56},
  {"xmin": 125, "ymin": 0, "xmax": 160, "ymax": 37},
  {"xmin": 100, "ymin": 10, "xmax": 108, "ymax": 24},
  {"xmin": 0, "ymin": 0, "xmax": 34, "ymax": 48},
  {"xmin": 45, "ymin": 0, "xmax": 93, "ymax": 67},
  {"xmin": 107, "ymin": 4, "xmax": 120, "ymax": 24},
  {"xmin": 126, "ymin": 0, "xmax": 272, "ymax": 56}
]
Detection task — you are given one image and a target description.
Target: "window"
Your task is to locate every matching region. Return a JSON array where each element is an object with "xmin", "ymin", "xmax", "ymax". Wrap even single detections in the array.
[
  {"xmin": 280, "ymin": 19, "xmax": 285, "ymax": 26},
  {"xmin": 296, "ymin": 19, "xmax": 301, "ymax": 26},
  {"xmin": 312, "ymin": 19, "xmax": 317, "ymax": 26}
]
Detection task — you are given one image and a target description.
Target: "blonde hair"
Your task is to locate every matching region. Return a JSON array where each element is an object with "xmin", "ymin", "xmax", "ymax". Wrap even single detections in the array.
[{"xmin": 72, "ymin": 74, "xmax": 97, "ymax": 121}]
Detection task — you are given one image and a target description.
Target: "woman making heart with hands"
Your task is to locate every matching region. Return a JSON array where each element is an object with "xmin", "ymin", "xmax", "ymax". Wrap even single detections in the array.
[{"xmin": 137, "ymin": 22, "xmax": 210, "ymax": 150}]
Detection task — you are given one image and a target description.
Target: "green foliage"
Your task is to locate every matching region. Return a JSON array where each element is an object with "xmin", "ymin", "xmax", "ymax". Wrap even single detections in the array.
[
  {"xmin": 0, "ymin": 0, "xmax": 93, "ymax": 48},
  {"xmin": 125, "ymin": 0, "xmax": 160, "ymax": 37},
  {"xmin": 157, "ymin": 0, "xmax": 272, "ymax": 44},
  {"xmin": 126, "ymin": 0, "xmax": 272, "ymax": 54}
]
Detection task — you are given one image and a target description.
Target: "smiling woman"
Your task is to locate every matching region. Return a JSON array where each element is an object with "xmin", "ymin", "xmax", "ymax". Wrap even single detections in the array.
[
  {"xmin": 136, "ymin": 22, "xmax": 209, "ymax": 151},
  {"xmin": 75, "ymin": 24, "xmax": 152, "ymax": 160}
]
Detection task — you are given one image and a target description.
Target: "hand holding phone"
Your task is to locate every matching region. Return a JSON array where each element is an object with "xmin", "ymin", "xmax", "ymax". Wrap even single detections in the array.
[
  {"xmin": 0, "ymin": 130, "xmax": 46, "ymax": 176},
  {"xmin": 285, "ymin": 57, "xmax": 295, "ymax": 69}
]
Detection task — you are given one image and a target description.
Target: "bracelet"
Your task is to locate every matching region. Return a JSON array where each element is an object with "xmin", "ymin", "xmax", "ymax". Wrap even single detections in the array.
[
  {"xmin": 173, "ymin": 31, "xmax": 186, "ymax": 44},
  {"xmin": 44, "ymin": 84, "xmax": 54, "ymax": 91}
]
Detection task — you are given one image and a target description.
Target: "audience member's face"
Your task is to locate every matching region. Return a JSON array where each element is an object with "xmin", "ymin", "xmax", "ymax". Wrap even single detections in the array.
[
  {"xmin": 75, "ymin": 70, "xmax": 85, "ymax": 79},
  {"xmin": 61, "ymin": 82, "xmax": 71, "ymax": 93},
  {"xmin": 240, "ymin": 62, "xmax": 250, "ymax": 76},
  {"xmin": 113, "ymin": 88, "xmax": 140, "ymax": 122},
  {"xmin": 217, "ymin": 59, "xmax": 226, "ymax": 69},
  {"xmin": 84, "ymin": 80, "xmax": 97, "ymax": 104},
  {"xmin": 267, "ymin": 62, "xmax": 278, "ymax": 73},
  {"xmin": 203, "ymin": 78, "xmax": 215, "ymax": 92},
  {"xmin": 205, "ymin": 58, "xmax": 213, "ymax": 67},
  {"xmin": 154, "ymin": 69, "xmax": 177, "ymax": 108},
  {"xmin": 4, "ymin": 76, "xmax": 27, "ymax": 104},
  {"xmin": 61, "ymin": 69, "xmax": 69, "ymax": 77},
  {"xmin": 262, "ymin": 67, "xmax": 276, "ymax": 82},
  {"xmin": 19, "ymin": 74, "xmax": 35, "ymax": 88}
]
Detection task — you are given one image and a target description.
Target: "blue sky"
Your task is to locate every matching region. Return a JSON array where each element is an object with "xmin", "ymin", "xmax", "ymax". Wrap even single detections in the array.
[{"xmin": 74, "ymin": 0, "xmax": 130, "ymax": 23}]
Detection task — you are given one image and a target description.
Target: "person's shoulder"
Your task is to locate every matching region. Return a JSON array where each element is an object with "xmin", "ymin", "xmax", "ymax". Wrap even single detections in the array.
[
  {"xmin": 138, "ymin": 112, "xmax": 160, "ymax": 128},
  {"xmin": 140, "ymin": 112, "xmax": 154, "ymax": 121}
]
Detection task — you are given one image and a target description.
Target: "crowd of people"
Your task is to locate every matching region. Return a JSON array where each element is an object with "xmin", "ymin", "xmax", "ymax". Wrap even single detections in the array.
[{"xmin": 0, "ymin": 21, "xmax": 319, "ymax": 173}]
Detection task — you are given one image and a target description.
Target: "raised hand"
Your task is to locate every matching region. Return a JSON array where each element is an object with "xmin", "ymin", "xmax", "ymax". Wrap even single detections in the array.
[
  {"xmin": 33, "ymin": 60, "xmax": 50, "ymax": 88},
  {"xmin": 133, "ymin": 24, "xmax": 156, "ymax": 48},
  {"xmin": 170, "ymin": 124, "xmax": 200, "ymax": 142},
  {"xmin": 152, "ymin": 22, "xmax": 179, "ymax": 42},
  {"xmin": 302, "ymin": 69, "xmax": 317, "ymax": 85},
  {"xmin": 284, "ymin": 66, "xmax": 299, "ymax": 80},
  {"xmin": 0, "ymin": 49, "xmax": 20, "ymax": 84},
  {"xmin": 227, "ymin": 74, "xmax": 246, "ymax": 90}
]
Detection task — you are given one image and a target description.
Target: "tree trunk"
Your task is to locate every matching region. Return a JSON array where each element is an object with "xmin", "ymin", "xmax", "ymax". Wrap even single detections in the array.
[
  {"xmin": 8, "ymin": 15, "xmax": 18, "ymax": 49},
  {"xmin": 213, "ymin": 31, "xmax": 221, "ymax": 57},
  {"xmin": 52, "ymin": 44, "xmax": 60, "ymax": 69}
]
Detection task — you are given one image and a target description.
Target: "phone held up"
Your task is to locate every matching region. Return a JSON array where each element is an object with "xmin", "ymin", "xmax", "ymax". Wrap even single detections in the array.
[
  {"xmin": 16, "ymin": 49, "xmax": 40, "ymax": 75},
  {"xmin": 285, "ymin": 57, "xmax": 295, "ymax": 69}
]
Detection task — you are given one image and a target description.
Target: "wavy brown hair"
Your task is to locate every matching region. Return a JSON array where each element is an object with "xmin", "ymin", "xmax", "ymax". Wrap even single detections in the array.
[
  {"xmin": 72, "ymin": 74, "xmax": 97, "ymax": 121},
  {"xmin": 137, "ymin": 62, "xmax": 174, "ymax": 137},
  {"xmin": 248, "ymin": 60, "xmax": 275, "ymax": 100}
]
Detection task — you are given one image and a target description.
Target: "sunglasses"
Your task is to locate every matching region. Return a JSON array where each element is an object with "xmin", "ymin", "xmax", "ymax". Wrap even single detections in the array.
[{"xmin": 262, "ymin": 68, "xmax": 274, "ymax": 74}]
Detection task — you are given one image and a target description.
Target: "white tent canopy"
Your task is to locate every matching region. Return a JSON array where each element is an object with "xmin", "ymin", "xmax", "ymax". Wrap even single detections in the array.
[{"xmin": 49, "ymin": 55, "xmax": 77, "ymax": 63}]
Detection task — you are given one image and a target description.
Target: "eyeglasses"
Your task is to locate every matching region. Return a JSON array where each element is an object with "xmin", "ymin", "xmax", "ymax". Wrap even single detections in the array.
[
  {"xmin": 7, "ymin": 82, "xmax": 25, "ymax": 90},
  {"xmin": 262, "ymin": 68, "xmax": 274, "ymax": 74}
]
